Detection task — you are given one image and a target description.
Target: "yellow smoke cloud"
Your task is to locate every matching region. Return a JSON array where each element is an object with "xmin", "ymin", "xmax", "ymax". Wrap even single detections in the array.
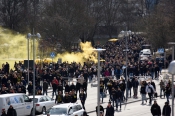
[
  {"xmin": 0, "ymin": 27, "xmax": 97, "ymax": 68},
  {"xmin": 0, "ymin": 27, "xmax": 38, "ymax": 68},
  {"xmin": 54, "ymin": 42, "xmax": 98, "ymax": 64}
]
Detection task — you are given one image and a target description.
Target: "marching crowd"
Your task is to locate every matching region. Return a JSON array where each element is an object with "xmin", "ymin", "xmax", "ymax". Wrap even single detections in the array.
[{"xmin": 0, "ymin": 34, "xmax": 174, "ymax": 116}]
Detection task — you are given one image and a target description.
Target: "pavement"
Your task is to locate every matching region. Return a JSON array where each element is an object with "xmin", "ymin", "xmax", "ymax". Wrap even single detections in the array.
[{"xmin": 35, "ymin": 69, "xmax": 175, "ymax": 116}]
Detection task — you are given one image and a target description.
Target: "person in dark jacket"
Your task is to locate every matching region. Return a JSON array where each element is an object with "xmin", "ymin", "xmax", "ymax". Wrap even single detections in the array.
[
  {"xmin": 55, "ymin": 91, "xmax": 63, "ymax": 104},
  {"xmin": 1, "ymin": 109, "xmax": 7, "ymax": 116},
  {"xmin": 79, "ymin": 89, "xmax": 86, "ymax": 110},
  {"xmin": 116, "ymin": 88, "xmax": 122, "ymax": 111},
  {"xmin": 7, "ymin": 105, "xmax": 17, "ymax": 116},
  {"xmin": 132, "ymin": 78, "xmax": 139, "ymax": 98},
  {"xmin": 57, "ymin": 82, "xmax": 63, "ymax": 94},
  {"xmin": 127, "ymin": 79, "xmax": 132, "ymax": 98},
  {"xmin": 70, "ymin": 82, "xmax": 76, "ymax": 91},
  {"xmin": 27, "ymin": 82, "xmax": 33, "ymax": 95},
  {"xmin": 43, "ymin": 79, "xmax": 48, "ymax": 95},
  {"xmin": 111, "ymin": 87, "xmax": 116, "ymax": 108},
  {"xmin": 105, "ymin": 101, "xmax": 114, "ymax": 116},
  {"xmin": 162, "ymin": 102, "xmax": 171, "ymax": 116},
  {"xmin": 151, "ymin": 100, "xmax": 161, "ymax": 116},
  {"xmin": 96, "ymin": 105, "xmax": 104, "ymax": 116},
  {"xmin": 76, "ymin": 80, "xmax": 81, "ymax": 95},
  {"xmin": 71, "ymin": 90, "xmax": 77, "ymax": 103},
  {"xmin": 64, "ymin": 82, "xmax": 70, "ymax": 93},
  {"xmin": 63, "ymin": 92, "xmax": 70, "ymax": 103}
]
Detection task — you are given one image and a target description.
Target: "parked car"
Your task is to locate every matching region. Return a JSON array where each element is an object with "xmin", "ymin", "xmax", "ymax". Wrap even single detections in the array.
[
  {"xmin": 43, "ymin": 103, "xmax": 85, "ymax": 116},
  {"xmin": 29, "ymin": 95, "xmax": 55, "ymax": 113},
  {"xmin": 0, "ymin": 93, "xmax": 33, "ymax": 116}
]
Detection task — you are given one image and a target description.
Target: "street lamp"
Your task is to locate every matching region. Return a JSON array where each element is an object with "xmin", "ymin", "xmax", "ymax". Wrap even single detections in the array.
[
  {"xmin": 168, "ymin": 60, "xmax": 175, "ymax": 116},
  {"xmin": 27, "ymin": 31, "xmax": 41, "ymax": 116},
  {"xmin": 168, "ymin": 42, "xmax": 175, "ymax": 61},
  {"xmin": 121, "ymin": 30, "xmax": 131, "ymax": 101},
  {"xmin": 93, "ymin": 48, "xmax": 106, "ymax": 116}
]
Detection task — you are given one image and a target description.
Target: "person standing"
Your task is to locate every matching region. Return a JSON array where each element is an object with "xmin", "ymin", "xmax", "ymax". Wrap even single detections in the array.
[
  {"xmin": 7, "ymin": 105, "xmax": 17, "ymax": 116},
  {"xmin": 1, "ymin": 109, "xmax": 7, "ymax": 116},
  {"xmin": 146, "ymin": 82, "xmax": 155, "ymax": 105},
  {"xmin": 132, "ymin": 78, "xmax": 139, "ymax": 98},
  {"xmin": 159, "ymin": 80, "xmax": 165, "ymax": 98},
  {"xmin": 162, "ymin": 102, "xmax": 171, "ymax": 116},
  {"xmin": 79, "ymin": 89, "xmax": 86, "ymax": 110},
  {"xmin": 150, "ymin": 100, "xmax": 161, "ymax": 116},
  {"xmin": 100, "ymin": 82, "xmax": 104, "ymax": 103},
  {"xmin": 105, "ymin": 101, "xmax": 114, "ymax": 116},
  {"xmin": 140, "ymin": 83, "xmax": 147, "ymax": 104},
  {"xmin": 52, "ymin": 77, "xmax": 59, "ymax": 98},
  {"xmin": 43, "ymin": 79, "xmax": 48, "ymax": 95}
]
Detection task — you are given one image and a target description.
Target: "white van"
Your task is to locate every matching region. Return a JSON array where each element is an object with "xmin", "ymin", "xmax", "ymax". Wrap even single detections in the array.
[{"xmin": 0, "ymin": 93, "xmax": 33, "ymax": 116}]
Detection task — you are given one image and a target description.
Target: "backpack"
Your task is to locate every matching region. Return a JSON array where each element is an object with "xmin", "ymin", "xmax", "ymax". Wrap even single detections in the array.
[
  {"xmin": 140, "ymin": 87, "xmax": 146, "ymax": 94},
  {"xmin": 149, "ymin": 86, "xmax": 153, "ymax": 94}
]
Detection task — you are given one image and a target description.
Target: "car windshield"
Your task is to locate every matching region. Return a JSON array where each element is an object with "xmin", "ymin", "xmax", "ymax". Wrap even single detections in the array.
[
  {"xmin": 47, "ymin": 108, "xmax": 67, "ymax": 115},
  {"xmin": 31, "ymin": 98, "xmax": 38, "ymax": 103}
]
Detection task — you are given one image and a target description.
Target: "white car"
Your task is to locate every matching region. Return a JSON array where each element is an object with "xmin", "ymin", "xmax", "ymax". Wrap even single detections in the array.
[
  {"xmin": 29, "ymin": 95, "xmax": 55, "ymax": 113},
  {"xmin": 43, "ymin": 103, "xmax": 85, "ymax": 116}
]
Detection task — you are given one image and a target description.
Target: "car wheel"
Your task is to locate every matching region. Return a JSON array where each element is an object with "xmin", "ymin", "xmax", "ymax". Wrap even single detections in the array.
[{"xmin": 42, "ymin": 106, "xmax": 46, "ymax": 113}]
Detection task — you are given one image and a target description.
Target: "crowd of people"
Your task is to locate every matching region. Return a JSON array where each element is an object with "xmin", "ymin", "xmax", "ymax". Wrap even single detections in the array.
[{"xmin": 0, "ymin": 34, "xmax": 174, "ymax": 116}]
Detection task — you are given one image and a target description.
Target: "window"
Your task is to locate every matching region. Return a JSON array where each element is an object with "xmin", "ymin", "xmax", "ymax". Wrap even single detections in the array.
[
  {"xmin": 39, "ymin": 97, "xmax": 45, "ymax": 102},
  {"xmin": 45, "ymin": 96, "xmax": 51, "ymax": 101},
  {"xmin": 72, "ymin": 106, "xmax": 78, "ymax": 112},
  {"xmin": 77, "ymin": 105, "xmax": 82, "ymax": 110},
  {"xmin": 23, "ymin": 95, "xmax": 30, "ymax": 102}
]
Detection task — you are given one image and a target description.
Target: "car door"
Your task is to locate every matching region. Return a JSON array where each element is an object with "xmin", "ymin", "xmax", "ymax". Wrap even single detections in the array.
[
  {"xmin": 76, "ymin": 105, "xmax": 84, "ymax": 116},
  {"xmin": 23, "ymin": 95, "xmax": 32, "ymax": 115},
  {"xmin": 16, "ymin": 95, "xmax": 25, "ymax": 116},
  {"xmin": 45, "ymin": 96, "xmax": 55, "ymax": 108}
]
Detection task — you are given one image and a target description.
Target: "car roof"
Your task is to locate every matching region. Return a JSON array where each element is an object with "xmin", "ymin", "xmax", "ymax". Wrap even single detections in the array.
[
  {"xmin": 29, "ymin": 95, "xmax": 45, "ymax": 98},
  {"xmin": 52, "ymin": 103, "xmax": 79, "ymax": 108},
  {"xmin": 0, "ymin": 93, "xmax": 25, "ymax": 98}
]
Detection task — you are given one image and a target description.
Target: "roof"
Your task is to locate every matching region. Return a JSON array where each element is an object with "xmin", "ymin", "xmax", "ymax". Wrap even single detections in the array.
[
  {"xmin": 0, "ymin": 93, "xmax": 25, "ymax": 98},
  {"xmin": 52, "ymin": 103, "xmax": 78, "ymax": 108},
  {"xmin": 29, "ymin": 95, "xmax": 45, "ymax": 98}
]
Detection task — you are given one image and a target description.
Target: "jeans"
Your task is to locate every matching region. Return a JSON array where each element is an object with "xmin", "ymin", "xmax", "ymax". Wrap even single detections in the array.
[
  {"xmin": 148, "ymin": 93, "xmax": 153, "ymax": 104},
  {"xmin": 88, "ymin": 76, "xmax": 92, "ymax": 83},
  {"xmin": 166, "ymin": 94, "xmax": 170, "ymax": 103},
  {"xmin": 43, "ymin": 90, "xmax": 48, "ymax": 95},
  {"xmin": 151, "ymin": 72, "xmax": 154, "ymax": 79},
  {"xmin": 141, "ymin": 94, "xmax": 146, "ymax": 103},
  {"xmin": 160, "ymin": 88, "xmax": 164, "ymax": 97},
  {"xmin": 128, "ymin": 88, "xmax": 131, "ymax": 97},
  {"xmin": 121, "ymin": 91, "xmax": 125, "ymax": 101},
  {"xmin": 116, "ymin": 99, "xmax": 121, "ymax": 109},
  {"xmin": 133, "ymin": 88, "xmax": 138, "ymax": 97},
  {"xmin": 100, "ymin": 92, "xmax": 104, "ymax": 103},
  {"xmin": 52, "ymin": 90, "xmax": 56, "ymax": 98}
]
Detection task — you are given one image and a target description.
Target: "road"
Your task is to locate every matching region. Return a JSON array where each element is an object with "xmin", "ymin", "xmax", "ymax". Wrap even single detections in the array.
[{"xmin": 36, "ymin": 69, "xmax": 174, "ymax": 116}]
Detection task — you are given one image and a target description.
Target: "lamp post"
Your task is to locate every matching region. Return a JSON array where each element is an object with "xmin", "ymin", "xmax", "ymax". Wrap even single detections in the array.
[
  {"xmin": 26, "ymin": 34, "xmax": 30, "ymax": 85},
  {"xmin": 27, "ymin": 30, "xmax": 41, "ymax": 116},
  {"xmin": 168, "ymin": 60, "xmax": 175, "ymax": 116},
  {"xmin": 93, "ymin": 48, "xmax": 106, "ymax": 116},
  {"xmin": 121, "ymin": 30, "xmax": 131, "ymax": 101},
  {"xmin": 168, "ymin": 42, "xmax": 175, "ymax": 61}
]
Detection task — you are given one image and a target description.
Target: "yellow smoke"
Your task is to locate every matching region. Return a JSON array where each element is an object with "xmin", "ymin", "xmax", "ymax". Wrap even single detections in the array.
[
  {"xmin": 0, "ymin": 27, "xmax": 38, "ymax": 68},
  {"xmin": 54, "ymin": 42, "xmax": 98, "ymax": 64},
  {"xmin": 0, "ymin": 27, "xmax": 97, "ymax": 68}
]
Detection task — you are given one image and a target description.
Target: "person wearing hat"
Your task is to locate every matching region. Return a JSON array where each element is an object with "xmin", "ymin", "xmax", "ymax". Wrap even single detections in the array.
[
  {"xmin": 7, "ymin": 105, "xmax": 17, "ymax": 116},
  {"xmin": 1, "ymin": 109, "xmax": 7, "ymax": 116},
  {"xmin": 105, "ymin": 101, "xmax": 114, "ymax": 116},
  {"xmin": 150, "ymin": 100, "xmax": 161, "ymax": 116},
  {"xmin": 162, "ymin": 102, "xmax": 171, "ymax": 116}
]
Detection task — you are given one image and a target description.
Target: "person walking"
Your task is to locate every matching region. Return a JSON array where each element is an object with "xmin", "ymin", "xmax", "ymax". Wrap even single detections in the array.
[
  {"xmin": 159, "ymin": 80, "xmax": 165, "ymax": 98},
  {"xmin": 162, "ymin": 102, "xmax": 171, "ymax": 116},
  {"xmin": 132, "ymin": 78, "xmax": 139, "ymax": 98},
  {"xmin": 7, "ymin": 105, "xmax": 17, "ymax": 116},
  {"xmin": 105, "ymin": 101, "xmax": 114, "ymax": 116},
  {"xmin": 1, "ymin": 109, "xmax": 7, "ymax": 116},
  {"xmin": 151, "ymin": 100, "xmax": 161, "ymax": 116},
  {"xmin": 140, "ymin": 83, "xmax": 147, "ymax": 104},
  {"xmin": 100, "ymin": 82, "xmax": 104, "ymax": 103},
  {"xmin": 79, "ymin": 89, "xmax": 86, "ymax": 110},
  {"xmin": 43, "ymin": 79, "xmax": 48, "ymax": 95},
  {"xmin": 146, "ymin": 82, "xmax": 155, "ymax": 105}
]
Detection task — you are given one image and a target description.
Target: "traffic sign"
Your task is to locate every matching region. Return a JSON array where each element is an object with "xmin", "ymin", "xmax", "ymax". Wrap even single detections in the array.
[
  {"xmin": 157, "ymin": 48, "xmax": 164, "ymax": 53},
  {"xmin": 50, "ymin": 52, "xmax": 55, "ymax": 58}
]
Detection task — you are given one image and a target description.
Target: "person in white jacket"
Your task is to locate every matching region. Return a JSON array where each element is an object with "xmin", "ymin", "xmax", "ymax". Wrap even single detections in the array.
[{"xmin": 146, "ymin": 82, "xmax": 155, "ymax": 105}]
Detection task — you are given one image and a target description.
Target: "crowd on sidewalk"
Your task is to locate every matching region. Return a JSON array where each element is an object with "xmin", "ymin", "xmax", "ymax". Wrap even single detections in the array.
[{"xmin": 0, "ymin": 34, "xmax": 174, "ymax": 116}]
